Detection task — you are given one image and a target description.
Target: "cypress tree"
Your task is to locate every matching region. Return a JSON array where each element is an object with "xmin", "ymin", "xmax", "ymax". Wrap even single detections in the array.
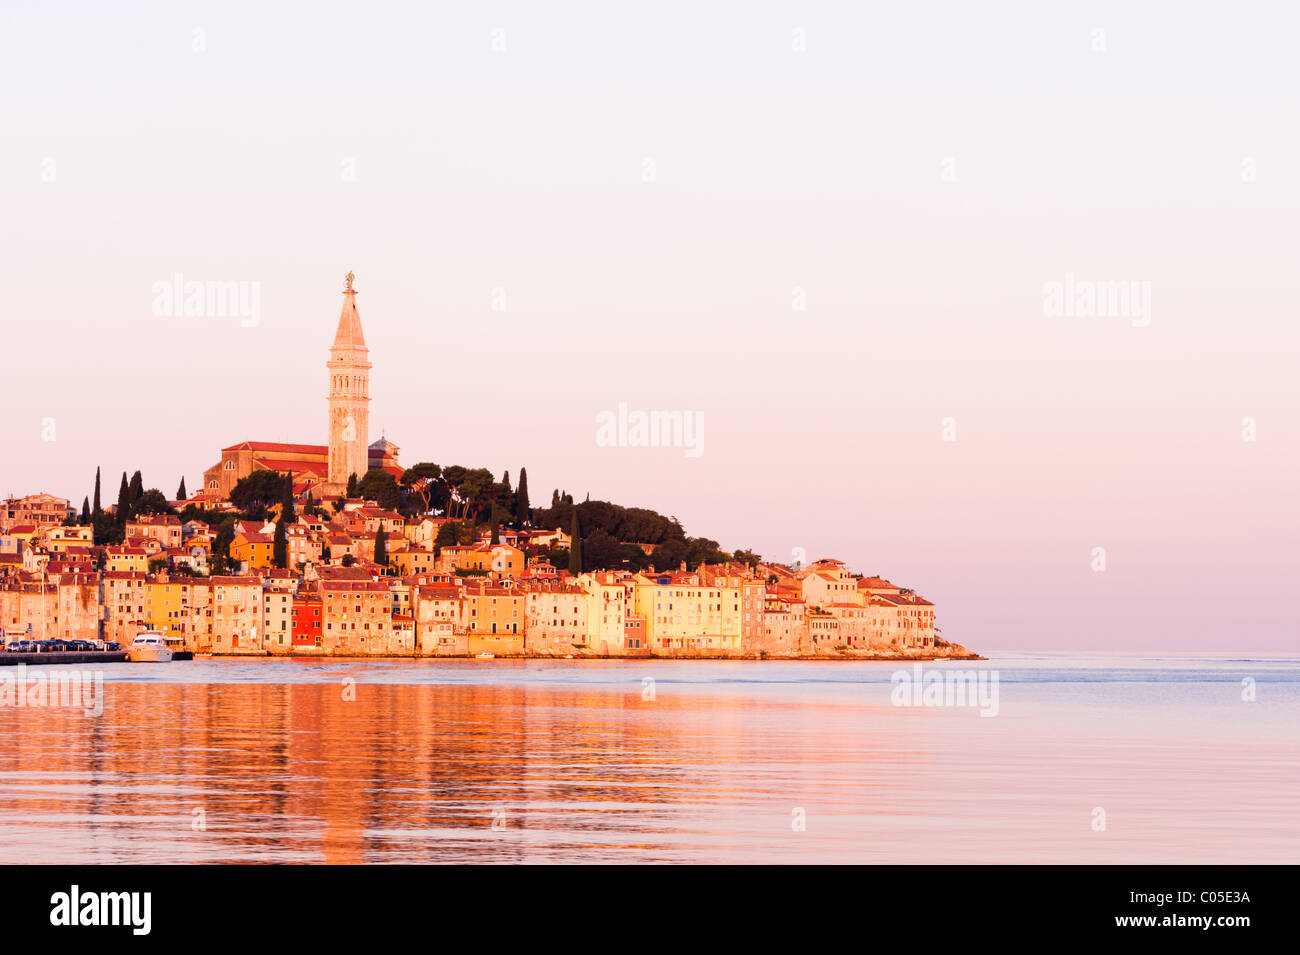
[
  {"xmin": 374, "ymin": 527, "xmax": 388, "ymax": 570},
  {"xmin": 273, "ymin": 519, "xmax": 288, "ymax": 569},
  {"xmin": 176, "ymin": 476, "xmax": 187, "ymax": 500},
  {"xmin": 125, "ymin": 471, "xmax": 144, "ymax": 523},
  {"xmin": 280, "ymin": 472, "xmax": 296, "ymax": 523},
  {"xmin": 80, "ymin": 497, "xmax": 90, "ymax": 524},
  {"xmin": 490, "ymin": 504, "xmax": 500, "ymax": 545},
  {"xmin": 515, "ymin": 467, "xmax": 530, "ymax": 527},
  {"xmin": 347, "ymin": 473, "xmax": 359, "ymax": 498},
  {"xmin": 116, "ymin": 473, "xmax": 130, "ymax": 519},
  {"xmin": 92, "ymin": 467, "xmax": 102, "ymax": 517},
  {"xmin": 568, "ymin": 512, "xmax": 582, "ymax": 575}
]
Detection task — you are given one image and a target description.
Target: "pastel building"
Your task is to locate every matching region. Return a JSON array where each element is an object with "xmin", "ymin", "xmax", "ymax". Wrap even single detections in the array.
[
  {"xmin": 144, "ymin": 576, "xmax": 213, "ymax": 649},
  {"xmin": 102, "ymin": 571, "xmax": 147, "ymax": 643},
  {"xmin": 632, "ymin": 570, "xmax": 744, "ymax": 653},
  {"xmin": 320, "ymin": 579, "xmax": 391, "ymax": 654},
  {"xmin": 210, "ymin": 576, "xmax": 264, "ymax": 653},
  {"xmin": 523, "ymin": 583, "xmax": 591, "ymax": 653}
]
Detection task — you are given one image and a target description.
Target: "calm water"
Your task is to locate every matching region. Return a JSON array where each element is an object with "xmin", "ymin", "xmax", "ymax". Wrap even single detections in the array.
[{"xmin": 1, "ymin": 651, "xmax": 1296, "ymax": 863}]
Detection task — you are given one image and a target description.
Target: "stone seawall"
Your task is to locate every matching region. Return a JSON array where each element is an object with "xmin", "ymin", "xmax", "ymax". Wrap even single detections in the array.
[
  {"xmin": 204, "ymin": 644, "xmax": 984, "ymax": 662},
  {"xmin": 0, "ymin": 651, "xmax": 128, "ymax": 665}
]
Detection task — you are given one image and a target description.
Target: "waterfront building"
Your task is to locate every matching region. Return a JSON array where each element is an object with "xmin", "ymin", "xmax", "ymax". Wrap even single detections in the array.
[
  {"xmin": 144, "ymin": 576, "xmax": 212, "ymax": 650},
  {"xmin": 210, "ymin": 576, "xmax": 264, "ymax": 653},
  {"xmin": 523, "ymin": 582, "xmax": 591, "ymax": 653},
  {"xmin": 320, "ymin": 579, "xmax": 391, "ymax": 654},
  {"xmin": 262, "ymin": 570, "xmax": 297, "ymax": 652},
  {"xmin": 102, "ymin": 571, "xmax": 147, "ymax": 643},
  {"xmin": 632, "ymin": 569, "xmax": 744, "ymax": 653},
  {"xmin": 291, "ymin": 593, "xmax": 323, "ymax": 650}
]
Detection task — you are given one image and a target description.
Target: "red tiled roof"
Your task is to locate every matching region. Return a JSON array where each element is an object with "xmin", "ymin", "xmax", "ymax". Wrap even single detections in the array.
[
  {"xmin": 223, "ymin": 441, "xmax": 327, "ymax": 455},
  {"xmin": 254, "ymin": 457, "xmax": 329, "ymax": 476}
]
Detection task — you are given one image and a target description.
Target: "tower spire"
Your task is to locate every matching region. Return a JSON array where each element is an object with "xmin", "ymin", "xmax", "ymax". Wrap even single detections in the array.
[{"xmin": 327, "ymin": 272, "xmax": 371, "ymax": 487}]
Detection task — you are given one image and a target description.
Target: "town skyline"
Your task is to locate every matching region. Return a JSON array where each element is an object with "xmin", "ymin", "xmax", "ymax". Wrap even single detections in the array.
[{"xmin": 5, "ymin": 5, "xmax": 1297, "ymax": 652}]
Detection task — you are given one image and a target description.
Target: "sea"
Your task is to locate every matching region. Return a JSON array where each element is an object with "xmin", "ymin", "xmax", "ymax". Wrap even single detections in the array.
[{"xmin": 1, "ymin": 651, "xmax": 1295, "ymax": 863}]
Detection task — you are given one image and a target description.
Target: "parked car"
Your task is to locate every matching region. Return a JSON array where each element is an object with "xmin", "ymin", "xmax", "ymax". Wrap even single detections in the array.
[
  {"xmin": 31, "ymin": 640, "xmax": 54, "ymax": 652},
  {"xmin": 5, "ymin": 640, "xmax": 35, "ymax": 653},
  {"xmin": 45, "ymin": 639, "xmax": 71, "ymax": 652},
  {"xmin": 67, "ymin": 640, "xmax": 96, "ymax": 652},
  {"xmin": 104, "ymin": 642, "xmax": 122, "ymax": 652}
]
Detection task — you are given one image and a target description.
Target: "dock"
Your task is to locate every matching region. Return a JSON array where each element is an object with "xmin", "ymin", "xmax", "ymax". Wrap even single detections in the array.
[{"xmin": 0, "ymin": 651, "xmax": 129, "ymax": 666}]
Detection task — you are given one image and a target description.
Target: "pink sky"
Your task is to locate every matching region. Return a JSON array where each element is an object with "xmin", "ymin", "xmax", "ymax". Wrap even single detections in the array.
[{"xmin": 2, "ymin": 3, "xmax": 1297, "ymax": 650}]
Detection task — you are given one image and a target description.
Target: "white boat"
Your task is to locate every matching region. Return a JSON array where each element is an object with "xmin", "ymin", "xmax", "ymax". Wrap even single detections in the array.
[
  {"xmin": 129, "ymin": 631, "xmax": 174, "ymax": 663},
  {"xmin": 475, "ymin": 652, "xmax": 495, "ymax": 659}
]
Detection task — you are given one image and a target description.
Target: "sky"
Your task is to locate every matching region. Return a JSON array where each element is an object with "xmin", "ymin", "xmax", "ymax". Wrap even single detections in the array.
[{"xmin": 2, "ymin": 2, "xmax": 1297, "ymax": 651}]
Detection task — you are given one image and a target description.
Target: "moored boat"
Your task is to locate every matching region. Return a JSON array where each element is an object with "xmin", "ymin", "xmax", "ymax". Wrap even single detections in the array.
[{"xmin": 128, "ymin": 631, "xmax": 174, "ymax": 663}]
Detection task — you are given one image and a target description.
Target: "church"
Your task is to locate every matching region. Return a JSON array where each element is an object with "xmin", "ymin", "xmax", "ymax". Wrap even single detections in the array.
[{"xmin": 201, "ymin": 273, "xmax": 401, "ymax": 501}]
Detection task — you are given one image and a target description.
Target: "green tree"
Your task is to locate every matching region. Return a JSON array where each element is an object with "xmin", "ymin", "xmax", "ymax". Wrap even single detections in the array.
[
  {"xmin": 494, "ymin": 471, "xmax": 515, "ymax": 518},
  {"xmin": 135, "ymin": 488, "xmax": 175, "ymax": 516},
  {"xmin": 129, "ymin": 471, "xmax": 144, "ymax": 507},
  {"xmin": 212, "ymin": 517, "xmax": 236, "ymax": 574},
  {"xmin": 176, "ymin": 476, "xmax": 187, "ymax": 500},
  {"xmin": 358, "ymin": 469, "xmax": 399, "ymax": 510},
  {"xmin": 515, "ymin": 467, "xmax": 530, "ymax": 527},
  {"xmin": 342, "ymin": 554, "xmax": 356, "ymax": 567},
  {"xmin": 80, "ymin": 497, "xmax": 90, "ymax": 524},
  {"xmin": 583, "ymin": 528, "xmax": 621, "ymax": 571},
  {"xmin": 399, "ymin": 462, "xmax": 442, "ymax": 515},
  {"xmin": 230, "ymin": 471, "xmax": 287, "ymax": 513},
  {"xmin": 346, "ymin": 473, "xmax": 359, "ymax": 498},
  {"xmin": 273, "ymin": 519, "xmax": 288, "ymax": 569},
  {"xmin": 279, "ymin": 472, "xmax": 296, "ymax": 524},
  {"xmin": 374, "ymin": 527, "xmax": 388, "ymax": 570},
  {"xmin": 568, "ymin": 512, "xmax": 582, "ymax": 575},
  {"xmin": 92, "ymin": 467, "xmax": 102, "ymax": 518},
  {"xmin": 490, "ymin": 504, "xmax": 500, "ymax": 545},
  {"xmin": 116, "ymin": 472, "xmax": 130, "ymax": 520},
  {"xmin": 434, "ymin": 520, "xmax": 460, "ymax": 557}
]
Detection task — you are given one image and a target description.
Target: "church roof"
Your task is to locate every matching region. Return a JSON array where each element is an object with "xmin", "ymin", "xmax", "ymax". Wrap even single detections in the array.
[{"xmin": 223, "ymin": 441, "xmax": 327, "ymax": 455}]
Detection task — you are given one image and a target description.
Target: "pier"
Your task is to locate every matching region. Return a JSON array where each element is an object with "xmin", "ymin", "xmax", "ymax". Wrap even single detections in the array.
[{"xmin": 0, "ymin": 651, "xmax": 128, "ymax": 665}]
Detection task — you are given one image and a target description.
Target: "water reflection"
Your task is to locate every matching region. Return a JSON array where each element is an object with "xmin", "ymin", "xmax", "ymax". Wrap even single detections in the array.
[{"xmin": 1, "ymin": 659, "xmax": 1296, "ymax": 863}]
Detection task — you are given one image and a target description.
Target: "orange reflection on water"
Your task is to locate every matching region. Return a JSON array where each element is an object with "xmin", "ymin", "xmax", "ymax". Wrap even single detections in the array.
[
  {"xmin": 1, "ymin": 670, "xmax": 1295, "ymax": 864},
  {"xmin": 1, "ymin": 680, "xmax": 905, "ymax": 863}
]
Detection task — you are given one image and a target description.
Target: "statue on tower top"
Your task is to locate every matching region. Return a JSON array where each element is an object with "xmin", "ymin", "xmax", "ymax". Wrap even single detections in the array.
[{"xmin": 345, "ymin": 271, "xmax": 355, "ymax": 291}]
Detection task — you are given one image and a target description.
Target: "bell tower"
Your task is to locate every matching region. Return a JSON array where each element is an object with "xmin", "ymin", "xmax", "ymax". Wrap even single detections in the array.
[{"xmin": 327, "ymin": 271, "xmax": 371, "ymax": 488}]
